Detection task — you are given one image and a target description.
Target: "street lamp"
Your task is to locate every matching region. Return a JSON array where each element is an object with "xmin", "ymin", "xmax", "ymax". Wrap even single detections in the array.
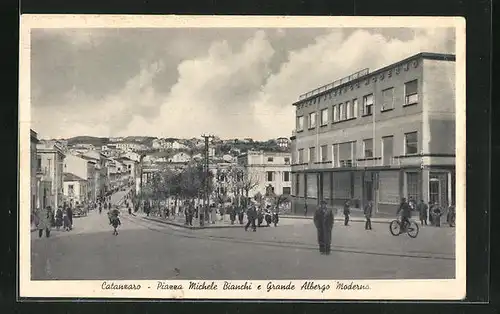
[{"xmin": 201, "ymin": 134, "xmax": 214, "ymax": 226}]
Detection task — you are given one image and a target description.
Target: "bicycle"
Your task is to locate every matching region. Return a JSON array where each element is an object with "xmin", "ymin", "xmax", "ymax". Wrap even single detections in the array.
[{"xmin": 389, "ymin": 217, "xmax": 419, "ymax": 238}]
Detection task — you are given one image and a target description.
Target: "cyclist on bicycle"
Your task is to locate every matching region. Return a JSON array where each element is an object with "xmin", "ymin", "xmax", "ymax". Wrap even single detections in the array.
[{"xmin": 397, "ymin": 197, "xmax": 412, "ymax": 231}]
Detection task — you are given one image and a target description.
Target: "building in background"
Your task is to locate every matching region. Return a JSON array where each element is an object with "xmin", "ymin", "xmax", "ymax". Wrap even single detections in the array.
[
  {"xmin": 290, "ymin": 52, "xmax": 456, "ymax": 216},
  {"xmin": 36, "ymin": 140, "xmax": 66, "ymax": 209},
  {"xmin": 277, "ymin": 137, "xmax": 291, "ymax": 149},
  {"xmin": 63, "ymin": 172, "xmax": 88, "ymax": 206},
  {"xmin": 237, "ymin": 150, "xmax": 292, "ymax": 197}
]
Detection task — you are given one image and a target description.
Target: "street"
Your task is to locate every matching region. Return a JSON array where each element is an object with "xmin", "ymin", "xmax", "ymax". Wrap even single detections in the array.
[{"xmin": 31, "ymin": 190, "xmax": 455, "ymax": 281}]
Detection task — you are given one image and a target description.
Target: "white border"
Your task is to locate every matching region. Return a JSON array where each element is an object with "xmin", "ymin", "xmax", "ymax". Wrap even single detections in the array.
[{"xmin": 19, "ymin": 15, "xmax": 466, "ymax": 300}]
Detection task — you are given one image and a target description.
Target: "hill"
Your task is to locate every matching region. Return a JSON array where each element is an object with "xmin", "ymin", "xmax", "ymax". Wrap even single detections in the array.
[{"xmin": 66, "ymin": 136, "xmax": 109, "ymax": 146}]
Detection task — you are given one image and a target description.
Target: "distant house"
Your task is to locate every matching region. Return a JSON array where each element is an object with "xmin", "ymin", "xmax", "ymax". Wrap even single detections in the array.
[
  {"xmin": 169, "ymin": 152, "xmax": 191, "ymax": 163},
  {"xmin": 276, "ymin": 137, "xmax": 290, "ymax": 149},
  {"xmin": 63, "ymin": 172, "xmax": 87, "ymax": 206}
]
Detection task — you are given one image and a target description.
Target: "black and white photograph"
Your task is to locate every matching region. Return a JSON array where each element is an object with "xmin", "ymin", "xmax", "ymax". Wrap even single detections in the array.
[{"xmin": 19, "ymin": 15, "xmax": 466, "ymax": 300}]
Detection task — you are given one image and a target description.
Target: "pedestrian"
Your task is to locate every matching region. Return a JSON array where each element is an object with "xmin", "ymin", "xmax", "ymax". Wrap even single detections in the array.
[
  {"xmin": 313, "ymin": 200, "xmax": 334, "ymax": 255},
  {"xmin": 447, "ymin": 203, "xmax": 456, "ymax": 227},
  {"xmin": 417, "ymin": 199, "xmax": 428, "ymax": 226},
  {"xmin": 36, "ymin": 206, "xmax": 52, "ymax": 238},
  {"xmin": 63, "ymin": 209, "xmax": 71, "ymax": 231},
  {"xmin": 238, "ymin": 206, "xmax": 245, "ymax": 224},
  {"xmin": 109, "ymin": 208, "xmax": 121, "ymax": 236},
  {"xmin": 229, "ymin": 205, "xmax": 236, "ymax": 225},
  {"xmin": 363, "ymin": 201, "xmax": 373, "ymax": 230},
  {"xmin": 98, "ymin": 202, "xmax": 102, "ymax": 214},
  {"xmin": 257, "ymin": 207, "xmax": 264, "ymax": 227},
  {"xmin": 272, "ymin": 205, "xmax": 279, "ymax": 227},
  {"xmin": 55, "ymin": 207, "xmax": 63, "ymax": 231},
  {"xmin": 343, "ymin": 200, "xmax": 351, "ymax": 226},
  {"xmin": 67, "ymin": 206, "xmax": 73, "ymax": 230},
  {"xmin": 245, "ymin": 204, "xmax": 257, "ymax": 232},
  {"xmin": 128, "ymin": 202, "xmax": 132, "ymax": 215},
  {"xmin": 431, "ymin": 202, "xmax": 443, "ymax": 227}
]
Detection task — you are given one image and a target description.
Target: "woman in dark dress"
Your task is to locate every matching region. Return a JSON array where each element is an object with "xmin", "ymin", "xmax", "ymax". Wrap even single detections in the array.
[{"xmin": 55, "ymin": 207, "xmax": 63, "ymax": 230}]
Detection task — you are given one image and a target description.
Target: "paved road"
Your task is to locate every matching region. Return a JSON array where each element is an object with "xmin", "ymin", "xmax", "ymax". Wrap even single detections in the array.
[{"xmin": 31, "ymin": 190, "xmax": 455, "ymax": 281}]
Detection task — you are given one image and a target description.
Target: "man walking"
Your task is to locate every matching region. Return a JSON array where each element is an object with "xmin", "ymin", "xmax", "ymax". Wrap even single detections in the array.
[
  {"xmin": 343, "ymin": 200, "xmax": 351, "ymax": 226},
  {"xmin": 417, "ymin": 199, "xmax": 428, "ymax": 226},
  {"xmin": 314, "ymin": 200, "xmax": 334, "ymax": 255},
  {"xmin": 245, "ymin": 204, "xmax": 257, "ymax": 232},
  {"xmin": 36, "ymin": 206, "xmax": 52, "ymax": 238},
  {"xmin": 363, "ymin": 201, "xmax": 373, "ymax": 230}
]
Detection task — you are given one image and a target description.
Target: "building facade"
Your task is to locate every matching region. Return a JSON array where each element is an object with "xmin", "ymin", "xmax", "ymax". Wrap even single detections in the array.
[
  {"xmin": 36, "ymin": 140, "xmax": 66, "ymax": 209},
  {"xmin": 30, "ymin": 130, "xmax": 40, "ymax": 225},
  {"xmin": 290, "ymin": 52, "xmax": 456, "ymax": 215},
  {"xmin": 63, "ymin": 172, "xmax": 88, "ymax": 206},
  {"xmin": 237, "ymin": 150, "xmax": 292, "ymax": 197}
]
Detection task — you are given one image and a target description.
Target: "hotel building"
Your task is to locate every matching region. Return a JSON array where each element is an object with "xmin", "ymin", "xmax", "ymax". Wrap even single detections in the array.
[{"xmin": 290, "ymin": 52, "xmax": 456, "ymax": 215}]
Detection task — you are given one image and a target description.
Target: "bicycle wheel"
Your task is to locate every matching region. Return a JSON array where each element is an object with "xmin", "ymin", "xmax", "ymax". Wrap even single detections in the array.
[
  {"xmin": 389, "ymin": 220, "xmax": 401, "ymax": 236},
  {"xmin": 407, "ymin": 221, "xmax": 419, "ymax": 238}
]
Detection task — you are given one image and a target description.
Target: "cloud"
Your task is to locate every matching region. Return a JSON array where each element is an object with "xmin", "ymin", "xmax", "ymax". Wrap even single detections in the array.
[{"xmin": 31, "ymin": 27, "xmax": 456, "ymax": 140}]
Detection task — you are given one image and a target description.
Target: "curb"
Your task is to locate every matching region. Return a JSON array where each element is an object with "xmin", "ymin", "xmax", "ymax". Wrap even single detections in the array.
[{"xmin": 142, "ymin": 217, "xmax": 253, "ymax": 230}]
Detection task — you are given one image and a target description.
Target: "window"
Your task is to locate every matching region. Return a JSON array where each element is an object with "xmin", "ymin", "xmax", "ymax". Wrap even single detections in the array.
[
  {"xmin": 295, "ymin": 174, "xmax": 300, "ymax": 195},
  {"xmin": 332, "ymin": 105, "xmax": 338, "ymax": 122},
  {"xmin": 339, "ymin": 142, "xmax": 353, "ymax": 167},
  {"xmin": 382, "ymin": 136, "xmax": 394, "ymax": 165},
  {"xmin": 353, "ymin": 98, "xmax": 359, "ymax": 118},
  {"xmin": 363, "ymin": 94, "xmax": 374, "ymax": 115},
  {"xmin": 36, "ymin": 157, "xmax": 42, "ymax": 171},
  {"xmin": 267, "ymin": 171, "xmax": 274, "ymax": 182},
  {"xmin": 298, "ymin": 149, "xmax": 304, "ymax": 164},
  {"xmin": 406, "ymin": 172, "xmax": 420, "ymax": 201},
  {"xmin": 309, "ymin": 147, "xmax": 316, "ymax": 163},
  {"xmin": 332, "ymin": 144, "xmax": 338, "ymax": 167},
  {"xmin": 320, "ymin": 108, "xmax": 329, "ymax": 126},
  {"xmin": 284, "ymin": 157, "xmax": 290, "ymax": 164},
  {"xmin": 282, "ymin": 187, "xmax": 291, "ymax": 195},
  {"xmin": 283, "ymin": 171, "xmax": 290, "ymax": 182},
  {"xmin": 297, "ymin": 116, "xmax": 304, "ymax": 131},
  {"xmin": 267, "ymin": 157, "xmax": 274, "ymax": 162},
  {"xmin": 405, "ymin": 132, "xmax": 418, "ymax": 155},
  {"xmin": 320, "ymin": 145, "xmax": 328, "ymax": 162},
  {"xmin": 308, "ymin": 112, "xmax": 317, "ymax": 129},
  {"xmin": 68, "ymin": 185, "xmax": 74, "ymax": 195},
  {"xmin": 405, "ymin": 80, "xmax": 419, "ymax": 105},
  {"xmin": 346, "ymin": 101, "xmax": 353, "ymax": 119},
  {"xmin": 363, "ymin": 139, "xmax": 374, "ymax": 158},
  {"xmin": 339, "ymin": 103, "xmax": 346, "ymax": 120},
  {"xmin": 382, "ymin": 88, "xmax": 394, "ymax": 110}
]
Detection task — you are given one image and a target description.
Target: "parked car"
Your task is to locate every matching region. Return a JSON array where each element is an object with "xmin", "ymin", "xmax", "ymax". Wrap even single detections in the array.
[{"xmin": 73, "ymin": 205, "xmax": 88, "ymax": 217}]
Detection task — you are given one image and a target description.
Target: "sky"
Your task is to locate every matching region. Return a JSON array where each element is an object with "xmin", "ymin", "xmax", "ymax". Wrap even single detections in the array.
[{"xmin": 30, "ymin": 27, "xmax": 455, "ymax": 141}]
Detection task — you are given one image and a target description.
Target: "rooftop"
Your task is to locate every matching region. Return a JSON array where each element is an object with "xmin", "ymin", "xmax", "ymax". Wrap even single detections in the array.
[
  {"xmin": 63, "ymin": 172, "xmax": 86, "ymax": 182},
  {"xmin": 294, "ymin": 52, "xmax": 456, "ymax": 106}
]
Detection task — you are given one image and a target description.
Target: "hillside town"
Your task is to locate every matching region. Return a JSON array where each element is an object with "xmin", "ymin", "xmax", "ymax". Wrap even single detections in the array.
[{"xmin": 29, "ymin": 132, "xmax": 292, "ymax": 230}]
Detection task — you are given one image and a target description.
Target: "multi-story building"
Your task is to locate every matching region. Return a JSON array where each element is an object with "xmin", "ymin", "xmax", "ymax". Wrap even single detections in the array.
[
  {"xmin": 80, "ymin": 150, "xmax": 109, "ymax": 199},
  {"xmin": 63, "ymin": 154, "xmax": 95, "ymax": 203},
  {"xmin": 36, "ymin": 140, "xmax": 66, "ymax": 209},
  {"xmin": 115, "ymin": 141, "xmax": 147, "ymax": 152},
  {"xmin": 30, "ymin": 130, "xmax": 40, "ymax": 214},
  {"xmin": 290, "ymin": 52, "xmax": 456, "ymax": 215},
  {"xmin": 237, "ymin": 150, "xmax": 292, "ymax": 197}
]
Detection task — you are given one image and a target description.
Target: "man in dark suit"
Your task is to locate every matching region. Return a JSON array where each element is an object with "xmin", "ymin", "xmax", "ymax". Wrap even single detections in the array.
[
  {"xmin": 245, "ymin": 204, "xmax": 257, "ymax": 232},
  {"xmin": 314, "ymin": 200, "xmax": 334, "ymax": 255}
]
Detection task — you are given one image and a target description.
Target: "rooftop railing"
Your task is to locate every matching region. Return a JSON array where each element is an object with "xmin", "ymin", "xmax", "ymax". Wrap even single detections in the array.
[{"xmin": 298, "ymin": 68, "xmax": 369, "ymax": 101}]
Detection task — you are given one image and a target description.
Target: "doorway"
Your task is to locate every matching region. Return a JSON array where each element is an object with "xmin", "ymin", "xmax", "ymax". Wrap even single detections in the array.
[{"xmin": 429, "ymin": 172, "xmax": 449, "ymax": 208}]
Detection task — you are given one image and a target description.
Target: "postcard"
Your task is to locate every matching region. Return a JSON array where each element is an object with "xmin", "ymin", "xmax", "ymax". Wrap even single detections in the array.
[{"xmin": 19, "ymin": 14, "xmax": 466, "ymax": 300}]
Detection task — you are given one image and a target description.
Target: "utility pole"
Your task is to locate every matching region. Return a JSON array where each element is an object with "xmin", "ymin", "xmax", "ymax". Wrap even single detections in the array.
[{"xmin": 201, "ymin": 134, "xmax": 214, "ymax": 226}]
